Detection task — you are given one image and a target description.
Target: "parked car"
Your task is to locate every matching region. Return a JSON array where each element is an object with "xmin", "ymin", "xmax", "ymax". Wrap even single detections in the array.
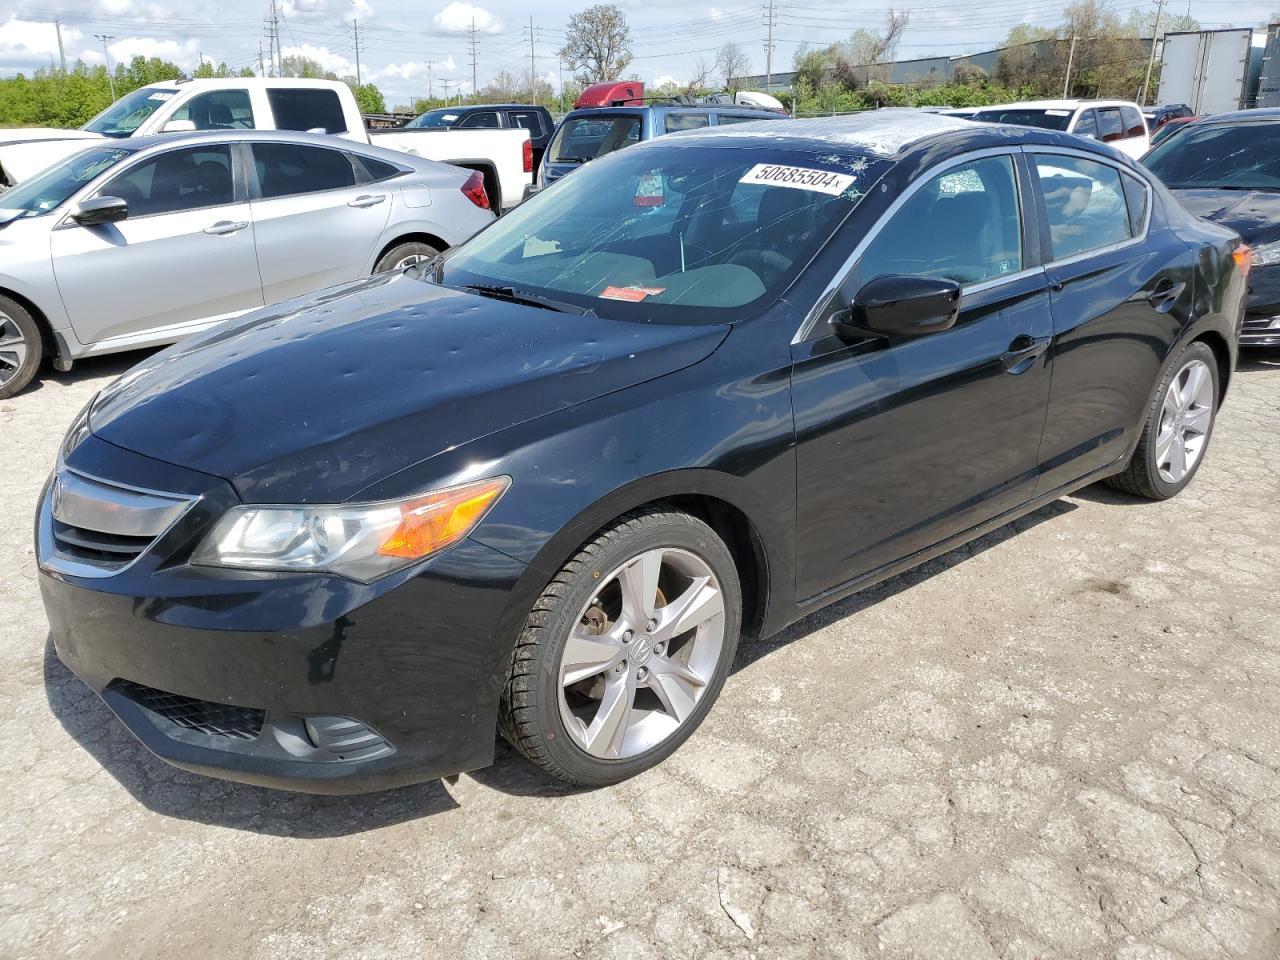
[
  {"xmin": 969, "ymin": 99, "xmax": 1150, "ymax": 158},
  {"xmin": 0, "ymin": 78, "xmax": 532, "ymax": 214},
  {"xmin": 1143, "ymin": 103, "xmax": 1194, "ymax": 130},
  {"xmin": 1144, "ymin": 108, "xmax": 1280, "ymax": 346},
  {"xmin": 403, "ymin": 103, "xmax": 554, "ymax": 172},
  {"xmin": 1148, "ymin": 115, "xmax": 1199, "ymax": 148},
  {"xmin": 0, "ymin": 130, "xmax": 493, "ymax": 398},
  {"xmin": 39, "ymin": 111, "xmax": 1244, "ymax": 794},
  {"xmin": 538, "ymin": 102, "xmax": 788, "ymax": 188}
]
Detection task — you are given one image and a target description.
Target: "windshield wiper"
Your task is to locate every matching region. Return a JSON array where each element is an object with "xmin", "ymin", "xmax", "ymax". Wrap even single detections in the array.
[{"xmin": 459, "ymin": 283, "xmax": 595, "ymax": 316}]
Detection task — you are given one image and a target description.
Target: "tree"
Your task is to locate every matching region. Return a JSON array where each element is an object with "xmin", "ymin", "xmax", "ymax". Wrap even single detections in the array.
[
  {"xmin": 827, "ymin": 10, "xmax": 909, "ymax": 86},
  {"xmin": 559, "ymin": 4, "xmax": 633, "ymax": 84},
  {"xmin": 716, "ymin": 42, "xmax": 751, "ymax": 92},
  {"xmin": 1126, "ymin": 8, "xmax": 1199, "ymax": 37},
  {"xmin": 349, "ymin": 82, "xmax": 387, "ymax": 113},
  {"xmin": 281, "ymin": 55, "xmax": 338, "ymax": 80},
  {"xmin": 685, "ymin": 56, "xmax": 714, "ymax": 95}
]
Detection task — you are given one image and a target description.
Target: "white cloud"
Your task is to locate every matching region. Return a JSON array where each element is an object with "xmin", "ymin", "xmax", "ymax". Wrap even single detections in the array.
[
  {"xmin": 280, "ymin": 42, "xmax": 357, "ymax": 77},
  {"xmin": 107, "ymin": 37, "xmax": 202, "ymax": 69},
  {"xmin": 708, "ymin": 7, "xmax": 724, "ymax": 19},
  {"xmin": 652, "ymin": 74, "xmax": 681, "ymax": 89},
  {"xmin": 282, "ymin": 0, "xmax": 374, "ymax": 23},
  {"xmin": 432, "ymin": 3, "xmax": 502, "ymax": 35},
  {"xmin": 0, "ymin": 17, "xmax": 84, "ymax": 65}
]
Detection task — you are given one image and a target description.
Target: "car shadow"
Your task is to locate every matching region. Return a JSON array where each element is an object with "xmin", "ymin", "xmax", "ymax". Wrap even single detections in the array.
[
  {"xmin": 1236, "ymin": 349, "xmax": 1280, "ymax": 373},
  {"xmin": 18, "ymin": 349, "xmax": 156, "ymax": 397}
]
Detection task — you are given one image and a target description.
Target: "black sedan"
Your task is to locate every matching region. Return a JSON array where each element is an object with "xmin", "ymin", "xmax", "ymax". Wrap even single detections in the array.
[
  {"xmin": 38, "ymin": 111, "xmax": 1246, "ymax": 793},
  {"xmin": 1144, "ymin": 108, "xmax": 1280, "ymax": 346}
]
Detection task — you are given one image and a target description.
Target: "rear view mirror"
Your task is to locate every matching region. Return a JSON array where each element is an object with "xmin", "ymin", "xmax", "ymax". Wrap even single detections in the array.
[
  {"xmin": 71, "ymin": 196, "xmax": 129, "ymax": 226},
  {"xmin": 161, "ymin": 119, "xmax": 196, "ymax": 133},
  {"xmin": 832, "ymin": 274, "xmax": 961, "ymax": 341}
]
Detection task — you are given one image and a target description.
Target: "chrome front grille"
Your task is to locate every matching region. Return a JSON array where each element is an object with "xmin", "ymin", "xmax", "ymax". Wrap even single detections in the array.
[{"xmin": 43, "ymin": 469, "xmax": 194, "ymax": 576}]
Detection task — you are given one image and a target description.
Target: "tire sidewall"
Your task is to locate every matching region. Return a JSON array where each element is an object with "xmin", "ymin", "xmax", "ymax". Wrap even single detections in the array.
[
  {"xmin": 374, "ymin": 241, "xmax": 439, "ymax": 274},
  {"xmin": 0, "ymin": 297, "xmax": 42, "ymax": 400},
  {"xmin": 1141, "ymin": 340, "xmax": 1219, "ymax": 498},
  {"xmin": 531, "ymin": 515, "xmax": 742, "ymax": 785}
]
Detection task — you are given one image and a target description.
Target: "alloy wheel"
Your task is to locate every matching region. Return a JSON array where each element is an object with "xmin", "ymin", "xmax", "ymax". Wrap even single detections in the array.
[
  {"xmin": 1155, "ymin": 358, "xmax": 1214, "ymax": 484},
  {"xmin": 394, "ymin": 254, "xmax": 428, "ymax": 269},
  {"xmin": 557, "ymin": 547, "xmax": 726, "ymax": 759},
  {"xmin": 0, "ymin": 310, "xmax": 28, "ymax": 388}
]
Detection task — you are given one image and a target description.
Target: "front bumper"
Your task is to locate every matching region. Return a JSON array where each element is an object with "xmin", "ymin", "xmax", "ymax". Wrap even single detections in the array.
[
  {"xmin": 1240, "ymin": 310, "xmax": 1280, "ymax": 347},
  {"xmin": 39, "ymin": 438, "xmax": 528, "ymax": 794}
]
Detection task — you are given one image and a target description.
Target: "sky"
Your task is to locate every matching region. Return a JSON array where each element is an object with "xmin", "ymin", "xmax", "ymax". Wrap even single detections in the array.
[{"xmin": 1, "ymin": 0, "xmax": 1277, "ymax": 108}]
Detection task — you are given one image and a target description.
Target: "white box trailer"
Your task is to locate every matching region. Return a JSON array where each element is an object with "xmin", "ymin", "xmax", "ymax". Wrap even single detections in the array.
[{"xmin": 1158, "ymin": 28, "xmax": 1255, "ymax": 114}]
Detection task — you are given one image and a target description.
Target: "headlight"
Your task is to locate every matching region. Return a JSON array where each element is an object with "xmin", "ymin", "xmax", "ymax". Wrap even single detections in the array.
[
  {"xmin": 59, "ymin": 397, "xmax": 96, "ymax": 462},
  {"xmin": 191, "ymin": 476, "xmax": 510, "ymax": 581},
  {"xmin": 1251, "ymin": 240, "xmax": 1280, "ymax": 268}
]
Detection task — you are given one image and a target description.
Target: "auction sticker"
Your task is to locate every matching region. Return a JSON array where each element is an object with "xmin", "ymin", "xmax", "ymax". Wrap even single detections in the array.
[
  {"xmin": 739, "ymin": 163, "xmax": 856, "ymax": 196},
  {"xmin": 600, "ymin": 286, "xmax": 666, "ymax": 302}
]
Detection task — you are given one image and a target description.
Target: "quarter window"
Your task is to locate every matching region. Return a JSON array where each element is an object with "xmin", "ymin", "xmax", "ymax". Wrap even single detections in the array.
[
  {"xmin": 665, "ymin": 113, "xmax": 711, "ymax": 133},
  {"xmin": 354, "ymin": 155, "xmax": 405, "ymax": 183},
  {"xmin": 1121, "ymin": 173, "xmax": 1150, "ymax": 236},
  {"xmin": 266, "ymin": 88, "xmax": 347, "ymax": 134},
  {"xmin": 854, "ymin": 155, "xmax": 1023, "ymax": 288},
  {"xmin": 170, "ymin": 89, "xmax": 254, "ymax": 130},
  {"xmin": 96, "ymin": 145, "xmax": 235, "ymax": 217},
  {"xmin": 251, "ymin": 142, "xmax": 357, "ymax": 199},
  {"xmin": 1033, "ymin": 154, "xmax": 1133, "ymax": 260}
]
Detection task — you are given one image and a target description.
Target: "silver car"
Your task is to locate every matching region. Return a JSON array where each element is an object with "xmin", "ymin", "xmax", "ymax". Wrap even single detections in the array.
[{"xmin": 0, "ymin": 130, "xmax": 495, "ymax": 398}]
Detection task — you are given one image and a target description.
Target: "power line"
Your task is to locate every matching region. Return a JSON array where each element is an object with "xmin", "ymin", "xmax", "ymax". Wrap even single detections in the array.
[{"xmin": 92, "ymin": 33, "xmax": 115, "ymax": 98}]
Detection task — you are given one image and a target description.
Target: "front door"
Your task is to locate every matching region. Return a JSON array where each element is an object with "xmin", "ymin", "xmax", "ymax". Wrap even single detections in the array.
[
  {"xmin": 51, "ymin": 143, "xmax": 262, "ymax": 349},
  {"xmin": 792, "ymin": 152, "xmax": 1054, "ymax": 600},
  {"xmin": 246, "ymin": 141, "xmax": 393, "ymax": 304}
]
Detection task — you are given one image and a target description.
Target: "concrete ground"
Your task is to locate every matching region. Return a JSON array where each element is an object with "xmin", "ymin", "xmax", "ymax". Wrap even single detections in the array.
[{"xmin": 2, "ymin": 349, "xmax": 1279, "ymax": 960}]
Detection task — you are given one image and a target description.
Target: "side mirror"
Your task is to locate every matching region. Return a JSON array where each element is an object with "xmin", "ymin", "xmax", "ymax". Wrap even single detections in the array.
[
  {"xmin": 832, "ymin": 274, "xmax": 961, "ymax": 341},
  {"xmin": 161, "ymin": 119, "xmax": 197, "ymax": 133},
  {"xmin": 71, "ymin": 196, "xmax": 129, "ymax": 226}
]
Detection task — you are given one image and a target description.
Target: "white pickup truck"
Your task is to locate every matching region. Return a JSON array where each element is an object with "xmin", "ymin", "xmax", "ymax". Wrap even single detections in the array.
[{"xmin": 0, "ymin": 78, "xmax": 532, "ymax": 212}]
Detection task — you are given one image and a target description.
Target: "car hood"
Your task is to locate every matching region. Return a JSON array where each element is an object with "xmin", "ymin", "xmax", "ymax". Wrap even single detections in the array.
[
  {"xmin": 1170, "ymin": 188, "xmax": 1280, "ymax": 244},
  {"xmin": 90, "ymin": 272, "xmax": 728, "ymax": 503},
  {"xmin": 0, "ymin": 135, "xmax": 103, "ymax": 184}
]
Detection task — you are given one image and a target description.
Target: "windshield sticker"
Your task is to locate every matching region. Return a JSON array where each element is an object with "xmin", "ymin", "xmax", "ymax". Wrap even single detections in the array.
[
  {"xmin": 600, "ymin": 285, "xmax": 666, "ymax": 302},
  {"xmin": 147, "ymin": 92, "xmax": 175, "ymax": 101},
  {"xmin": 740, "ymin": 163, "xmax": 857, "ymax": 197}
]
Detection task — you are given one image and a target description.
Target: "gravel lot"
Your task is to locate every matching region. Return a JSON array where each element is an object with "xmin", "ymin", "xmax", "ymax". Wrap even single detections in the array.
[{"xmin": 3, "ymin": 348, "xmax": 1279, "ymax": 960}]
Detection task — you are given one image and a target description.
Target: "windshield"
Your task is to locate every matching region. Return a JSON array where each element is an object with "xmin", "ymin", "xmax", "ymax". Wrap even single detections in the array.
[
  {"xmin": 1144, "ymin": 122, "xmax": 1280, "ymax": 190},
  {"xmin": 82, "ymin": 86, "xmax": 179, "ymax": 137},
  {"xmin": 970, "ymin": 108, "xmax": 1073, "ymax": 131},
  {"xmin": 440, "ymin": 141, "xmax": 890, "ymax": 322},
  {"xmin": 0, "ymin": 146, "xmax": 132, "ymax": 219},
  {"xmin": 549, "ymin": 115, "xmax": 642, "ymax": 163},
  {"xmin": 405, "ymin": 109, "xmax": 461, "ymax": 129}
]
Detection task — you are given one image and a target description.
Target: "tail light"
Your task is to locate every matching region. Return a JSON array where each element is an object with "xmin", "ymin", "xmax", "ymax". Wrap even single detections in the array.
[
  {"xmin": 1233, "ymin": 244, "xmax": 1252, "ymax": 276},
  {"xmin": 461, "ymin": 170, "xmax": 490, "ymax": 210},
  {"xmin": 522, "ymin": 138, "xmax": 533, "ymax": 174}
]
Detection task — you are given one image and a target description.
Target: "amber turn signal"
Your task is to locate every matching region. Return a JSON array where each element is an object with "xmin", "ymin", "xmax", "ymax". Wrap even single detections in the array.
[
  {"xmin": 1233, "ymin": 245, "xmax": 1252, "ymax": 277},
  {"xmin": 377, "ymin": 477, "xmax": 511, "ymax": 559}
]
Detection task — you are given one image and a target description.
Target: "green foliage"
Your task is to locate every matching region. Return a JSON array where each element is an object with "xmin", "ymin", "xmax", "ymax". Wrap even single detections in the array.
[
  {"xmin": 0, "ymin": 57, "xmax": 182, "ymax": 129},
  {"xmin": 349, "ymin": 82, "xmax": 387, "ymax": 114},
  {"xmin": 789, "ymin": 76, "xmax": 1032, "ymax": 116}
]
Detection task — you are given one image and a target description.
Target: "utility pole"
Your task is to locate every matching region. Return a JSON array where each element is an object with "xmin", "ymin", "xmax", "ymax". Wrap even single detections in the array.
[
  {"xmin": 763, "ymin": 0, "xmax": 776, "ymax": 92},
  {"xmin": 257, "ymin": 40, "xmax": 265, "ymax": 78},
  {"xmin": 529, "ymin": 16, "xmax": 537, "ymax": 104},
  {"xmin": 94, "ymin": 34, "xmax": 116, "ymax": 99},
  {"xmin": 1140, "ymin": 0, "xmax": 1166, "ymax": 105},
  {"xmin": 54, "ymin": 20, "xmax": 66, "ymax": 72},
  {"xmin": 427, "ymin": 61, "xmax": 433, "ymax": 100},
  {"xmin": 270, "ymin": 0, "xmax": 282, "ymax": 79},
  {"xmin": 352, "ymin": 18, "xmax": 362, "ymax": 85},
  {"xmin": 468, "ymin": 19, "xmax": 479, "ymax": 102},
  {"xmin": 1062, "ymin": 34, "xmax": 1077, "ymax": 98}
]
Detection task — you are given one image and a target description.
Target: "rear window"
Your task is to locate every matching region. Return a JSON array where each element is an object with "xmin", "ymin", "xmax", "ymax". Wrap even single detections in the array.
[
  {"xmin": 266, "ymin": 88, "xmax": 347, "ymax": 134},
  {"xmin": 550, "ymin": 115, "xmax": 642, "ymax": 163},
  {"xmin": 665, "ymin": 113, "xmax": 710, "ymax": 133}
]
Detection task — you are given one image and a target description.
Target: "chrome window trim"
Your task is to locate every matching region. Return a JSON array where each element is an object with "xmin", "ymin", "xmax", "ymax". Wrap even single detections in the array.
[
  {"xmin": 1022, "ymin": 144, "xmax": 1153, "ymax": 267},
  {"xmin": 793, "ymin": 146, "xmax": 1025, "ymax": 344}
]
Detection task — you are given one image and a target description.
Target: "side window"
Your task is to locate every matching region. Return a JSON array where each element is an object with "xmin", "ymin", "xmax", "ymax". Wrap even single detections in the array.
[
  {"xmin": 251, "ymin": 142, "xmax": 357, "ymax": 199},
  {"xmin": 1033, "ymin": 154, "xmax": 1132, "ymax": 260},
  {"xmin": 1096, "ymin": 108, "xmax": 1125, "ymax": 143},
  {"xmin": 855, "ymin": 155, "xmax": 1023, "ymax": 288},
  {"xmin": 458, "ymin": 111, "xmax": 500, "ymax": 129},
  {"xmin": 266, "ymin": 88, "xmax": 347, "ymax": 134},
  {"xmin": 665, "ymin": 113, "xmax": 710, "ymax": 133},
  {"xmin": 97, "ymin": 145, "xmax": 235, "ymax": 217},
  {"xmin": 1120, "ymin": 105, "xmax": 1147, "ymax": 138},
  {"xmin": 353, "ymin": 154, "xmax": 405, "ymax": 183},
  {"xmin": 170, "ymin": 90, "xmax": 254, "ymax": 130},
  {"xmin": 1121, "ymin": 173, "xmax": 1150, "ymax": 236},
  {"xmin": 507, "ymin": 111, "xmax": 543, "ymax": 136},
  {"xmin": 1072, "ymin": 110, "xmax": 1098, "ymax": 140},
  {"xmin": 715, "ymin": 114, "xmax": 760, "ymax": 126}
]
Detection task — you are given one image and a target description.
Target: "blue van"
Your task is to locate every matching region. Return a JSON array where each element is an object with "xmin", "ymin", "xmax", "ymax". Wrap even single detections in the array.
[{"xmin": 537, "ymin": 104, "xmax": 788, "ymax": 190}]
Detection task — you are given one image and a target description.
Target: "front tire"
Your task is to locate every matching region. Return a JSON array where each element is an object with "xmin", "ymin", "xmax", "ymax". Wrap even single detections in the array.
[
  {"xmin": 499, "ymin": 508, "xmax": 742, "ymax": 787},
  {"xmin": 0, "ymin": 295, "xmax": 43, "ymax": 400},
  {"xmin": 1104, "ymin": 340, "xmax": 1219, "ymax": 500},
  {"xmin": 373, "ymin": 240, "xmax": 440, "ymax": 274}
]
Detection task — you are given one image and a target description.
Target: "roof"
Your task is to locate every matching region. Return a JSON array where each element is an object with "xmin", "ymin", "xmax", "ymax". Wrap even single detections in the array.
[
  {"xmin": 974, "ymin": 99, "xmax": 1139, "ymax": 111},
  {"xmin": 1191, "ymin": 108, "xmax": 1280, "ymax": 124},
  {"xmin": 661, "ymin": 109, "xmax": 977, "ymax": 158},
  {"xmin": 116, "ymin": 129, "xmax": 431, "ymax": 166},
  {"xmin": 142, "ymin": 77, "xmax": 349, "ymax": 91}
]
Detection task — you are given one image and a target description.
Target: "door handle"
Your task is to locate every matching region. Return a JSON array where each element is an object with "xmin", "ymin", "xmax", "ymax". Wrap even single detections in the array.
[
  {"xmin": 203, "ymin": 220, "xmax": 248, "ymax": 236},
  {"xmin": 1000, "ymin": 335, "xmax": 1051, "ymax": 373},
  {"xmin": 1146, "ymin": 280, "xmax": 1186, "ymax": 312},
  {"xmin": 348, "ymin": 194, "xmax": 386, "ymax": 208}
]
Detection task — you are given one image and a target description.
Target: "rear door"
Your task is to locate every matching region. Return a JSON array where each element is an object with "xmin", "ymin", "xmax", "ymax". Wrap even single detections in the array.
[
  {"xmin": 1028, "ymin": 149, "xmax": 1195, "ymax": 492},
  {"xmin": 542, "ymin": 114, "xmax": 642, "ymax": 185},
  {"xmin": 791, "ymin": 151, "xmax": 1054, "ymax": 599},
  {"xmin": 51, "ymin": 142, "xmax": 262, "ymax": 348},
  {"xmin": 247, "ymin": 140, "xmax": 393, "ymax": 303}
]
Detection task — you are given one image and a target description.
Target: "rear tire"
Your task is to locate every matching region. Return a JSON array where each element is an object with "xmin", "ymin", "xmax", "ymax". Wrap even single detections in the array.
[
  {"xmin": 499, "ymin": 508, "xmax": 742, "ymax": 787},
  {"xmin": 373, "ymin": 241, "xmax": 441, "ymax": 274},
  {"xmin": 1104, "ymin": 340, "xmax": 1219, "ymax": 500},
  {"xmin": 0, "ymin": 295, "xmax": 43, "ymax": 400}
]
